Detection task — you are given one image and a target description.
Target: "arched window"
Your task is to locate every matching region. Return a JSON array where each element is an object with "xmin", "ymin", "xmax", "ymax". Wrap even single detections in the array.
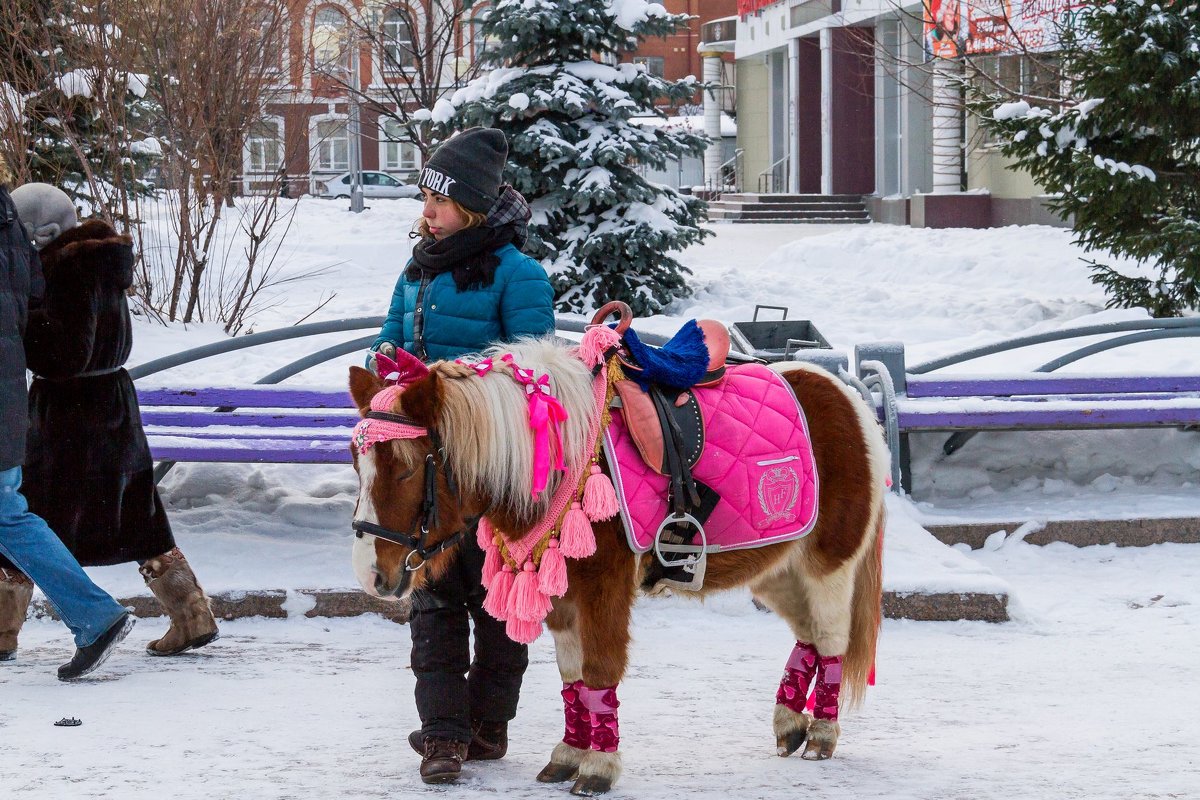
[
  {"xmin": 461, "ymin": 5, "xmax": 499, "ymax": 68},
  {"xmin": 381, "ymin": 7, "xmax": 417, "ymax": 71},
  {"xmin": 246, "ymin": 118, "xmax": 284, "ymax": 172},
  {"xmin": 312, "ymin": 6, "xmax": 351, "ymax": 74}
]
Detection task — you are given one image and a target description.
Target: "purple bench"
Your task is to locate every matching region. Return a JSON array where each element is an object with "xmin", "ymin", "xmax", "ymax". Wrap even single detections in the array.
[{"xmin": 137, "ymin": 386, "xmax": 357, "ymax": 464}]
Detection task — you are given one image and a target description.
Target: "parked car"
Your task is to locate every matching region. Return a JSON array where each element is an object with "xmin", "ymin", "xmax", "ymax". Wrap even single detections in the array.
[{"xmin": 314, "ymin": 170, "xmax": 420, "ymax": 200}]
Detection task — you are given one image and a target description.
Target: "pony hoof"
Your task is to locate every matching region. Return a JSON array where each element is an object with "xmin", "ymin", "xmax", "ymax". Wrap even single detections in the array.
[
  {"xmin": 800, "ymin": 718, "xmax": 839, "ymax": 760},
  {"xmin": 570, "ymin": 775, "xmax": 613, "ymax": 796},
  {"xmin": 776, "ymin": 728, "xmax": 808, "ymax": 757},
  {"xmin": 537, "ymin": 762, "xmax": 578, "ymax": 783},
  {"xmin": 800, "ymin": 742, "xmax": 835, "ymax": 760}
]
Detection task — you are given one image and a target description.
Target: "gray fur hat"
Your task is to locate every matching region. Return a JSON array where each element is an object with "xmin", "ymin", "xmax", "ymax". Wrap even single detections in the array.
[
  {"xmin": 418, "ymin": 127, "xmax": 508, "ymax": 214},
  {"xmin": 11, "ymin": 183, "xmax": 79, "ymax": 250}
]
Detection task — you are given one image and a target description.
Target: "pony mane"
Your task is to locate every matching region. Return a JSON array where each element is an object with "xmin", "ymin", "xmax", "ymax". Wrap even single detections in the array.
[{"xmin": 429, "ymin": 336, "xmax": 596, "ymax": 528}]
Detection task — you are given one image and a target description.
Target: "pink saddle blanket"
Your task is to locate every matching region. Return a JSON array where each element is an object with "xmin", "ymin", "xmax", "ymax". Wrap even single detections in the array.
[{"xmin": 602, "ymin": 363, "xmax": 819, "ymax": 554}]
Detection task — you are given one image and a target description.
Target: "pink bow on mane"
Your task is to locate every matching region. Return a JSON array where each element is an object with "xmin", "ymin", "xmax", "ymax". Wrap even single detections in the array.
[
  {"xmin": 375, "ymin": 348, "xmax": 429, "ymax": 386},
  {"xmin": 502, "ymin": 354, "xmax": 568, "ymax": 496}
]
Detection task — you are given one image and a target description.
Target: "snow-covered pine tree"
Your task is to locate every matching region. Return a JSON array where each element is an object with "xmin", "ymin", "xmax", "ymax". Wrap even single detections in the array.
[
  {"xmin": 1, "ymin": 0, "xmax": 159, "ymax": 217},
  {"xmin": 976, "ymin": 1, "xmax": 1200, "ymax": 316},
  {"xmin": 435, "ymin": 0, "xmax": 712, "ymax": 315}
]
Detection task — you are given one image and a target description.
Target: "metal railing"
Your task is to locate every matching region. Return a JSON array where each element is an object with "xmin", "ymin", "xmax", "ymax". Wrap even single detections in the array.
[
  {"xmin": 757, "ymin": 154, "xmax": 790, "ymax": 193},
  {"xmin": 710, "ymin": 147, "xmax": 744, "ymax": 194}
]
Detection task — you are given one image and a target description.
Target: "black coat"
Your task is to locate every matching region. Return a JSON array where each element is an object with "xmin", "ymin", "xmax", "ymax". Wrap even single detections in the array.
[
  {"xmin": 18, "ymin": 219, "xmax": 173, "ymax": 566},
  {"xmin": 0, "ymin": 186, "xmax": 42, "ymax": 471}
]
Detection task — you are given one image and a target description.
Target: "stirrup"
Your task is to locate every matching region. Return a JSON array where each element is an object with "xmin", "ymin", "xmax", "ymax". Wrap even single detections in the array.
[{"xmin": 651, "ymin": 512, "xmax": 708, "ymax": 592}]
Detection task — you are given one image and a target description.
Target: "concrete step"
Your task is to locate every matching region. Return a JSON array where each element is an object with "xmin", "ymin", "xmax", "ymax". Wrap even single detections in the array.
[
  {"xmin": 924, "ymin": 516, "xmax": 1200, "ymax": 549},
  {"xmin": 32, "ymin": 585, "xmax": 1006, "ymax": 623},
  {"xmin": 721, "ymin": 193, "xmax": 864, "ymax": 203},
  {"xmin": 713, "ymin": 201, "xmax": 867, "ymax": 212},
  {"xmin": 709, "ymin": 207, "xmax": 868, "ymax": 219}
]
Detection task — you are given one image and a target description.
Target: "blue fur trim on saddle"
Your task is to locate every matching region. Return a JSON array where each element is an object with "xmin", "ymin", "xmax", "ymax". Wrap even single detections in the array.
[{"xmin": 622, "ymin": 320, "xmax": 710, "ymax": 390}]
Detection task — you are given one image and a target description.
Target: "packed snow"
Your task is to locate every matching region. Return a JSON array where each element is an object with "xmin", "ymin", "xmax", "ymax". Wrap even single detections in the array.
[{"xmin": 3, "ymin": 200, "xmax": 1199, "ymax": 798}]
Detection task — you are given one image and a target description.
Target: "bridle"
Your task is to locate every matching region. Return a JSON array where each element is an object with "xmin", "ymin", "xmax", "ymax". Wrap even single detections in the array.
[{"xmin": 351, "ymin": 409, "xmax": 477, "ymax": 571}]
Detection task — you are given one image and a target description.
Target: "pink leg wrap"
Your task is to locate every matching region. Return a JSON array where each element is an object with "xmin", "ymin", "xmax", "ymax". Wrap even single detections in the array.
[
  {"xmin": 561, "ymin": 680, "xmax": 590, "ymax": 750},
  {"xmin": 577, "ymin": 684, "xmax": 620, "ymax": 753},
  {"xmin": 775, "ymin": 640, "xmax": 819, "ymax": 714},
  {"xmin": 812, "ymin": 655, "xmax": 843, "ymax": 721}
]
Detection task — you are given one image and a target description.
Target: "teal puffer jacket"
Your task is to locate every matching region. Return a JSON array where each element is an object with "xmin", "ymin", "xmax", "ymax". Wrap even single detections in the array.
[{"xmin": 372, "ymin": 243, "xmax": 555, "ymax": 362}]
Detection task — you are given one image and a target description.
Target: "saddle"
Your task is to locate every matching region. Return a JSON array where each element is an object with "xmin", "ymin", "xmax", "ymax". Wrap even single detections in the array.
[{"xmin": 593, "ymin": 303, "xmax": 733, "ymax": 592}]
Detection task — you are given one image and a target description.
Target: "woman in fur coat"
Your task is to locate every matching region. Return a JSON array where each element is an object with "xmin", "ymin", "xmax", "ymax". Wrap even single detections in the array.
[{"xmin": 0, "ymin": 183, "xmax": 218, "ymax": 657}]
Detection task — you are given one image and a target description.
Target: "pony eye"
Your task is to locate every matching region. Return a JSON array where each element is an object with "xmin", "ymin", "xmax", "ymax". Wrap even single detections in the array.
[{"xmin": 394, "ymin": 467, "xmax": 416, "ymax": 482}]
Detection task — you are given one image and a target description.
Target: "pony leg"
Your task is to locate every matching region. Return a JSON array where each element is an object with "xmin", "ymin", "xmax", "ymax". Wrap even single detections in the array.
[
  {"xmin": 539, "ymin": 606, "xmax": 590, "ymax": 783},
  {"xmin": 802, "ymin": 655, "xmax": 843, "ymax": 761},
  {"xmin": 774, "ymin": 640, "xmax": 819, "ymax": 756}
]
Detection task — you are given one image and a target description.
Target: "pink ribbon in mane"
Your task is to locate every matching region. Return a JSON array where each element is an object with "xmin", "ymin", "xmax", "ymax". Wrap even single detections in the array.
[{"xmin": 501, "ymin": 354, "xmax": 568, "ymax": 496}]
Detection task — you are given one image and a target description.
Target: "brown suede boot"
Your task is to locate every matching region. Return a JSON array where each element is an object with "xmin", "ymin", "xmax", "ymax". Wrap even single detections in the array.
[
  {"xmin": 467, "ymin": 720, "xmax": 508, "ymax": 761},
  {"xmin": 0, "ymin": 568, "xmax": 35, "ymax": 661},
  {"xmin": 139, "ymin": 548, "xmax": 219, "ymax": 656}
]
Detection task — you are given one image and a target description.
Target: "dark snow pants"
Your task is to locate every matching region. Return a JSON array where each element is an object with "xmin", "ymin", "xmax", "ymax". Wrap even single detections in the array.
[{"xmin": 409, "ymin": 528, "xmax": 529, "ymax": 742}]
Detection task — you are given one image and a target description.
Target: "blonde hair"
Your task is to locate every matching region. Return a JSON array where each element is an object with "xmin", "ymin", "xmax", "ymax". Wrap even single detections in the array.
[
  {"xmin": 0, "ymin": 153, "xmax": 11, "ymax": 188},
  {"xmin": 414, "ymin": 194, "xmax": 487, "ymax": 239}
]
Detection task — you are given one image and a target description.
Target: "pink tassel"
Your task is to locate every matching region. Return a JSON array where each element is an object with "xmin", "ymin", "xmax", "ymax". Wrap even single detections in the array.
[
  {"xmin": 537, "ymin": 539, "xmax": 569, "ymax": 596},
  {"xmin": 579, "ymin": 324, "xmax": 621, "ymax": 369},
  {"xmin": 476, "ymin": 517, "xmax": 494, "ymax": 551},
  {"xmin": 483, "ymin": 565, "xmax": 515, "ymax": 621},
  {"xmin": 559, "ymin": 502, "xmax": 597, "ymax": 559},
  {"xmin": 506, "ymin": 616, "xmax": 543, "ymax": 644},
  {"xmin": 481, "ymin": 541, "xmax": 502, "ymax": 590},
  {"xmin": 582, "ymin": 465, "xmax": 619, "ymax": 521},
  {"xmin": 511, "ymin": 561, "xmax": 551, "ymax": 621}
]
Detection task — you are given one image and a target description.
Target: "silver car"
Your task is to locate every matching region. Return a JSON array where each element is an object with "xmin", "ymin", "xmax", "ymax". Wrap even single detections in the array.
[{"xmin": 315, "ymin": 170, "xmax": 420, "ymax": 200}]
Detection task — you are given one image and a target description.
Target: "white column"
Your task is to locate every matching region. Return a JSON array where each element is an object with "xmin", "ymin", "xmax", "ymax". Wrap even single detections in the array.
[
  {"xmin": 787, "ymin": 38, "xmax": 799, "ymax": 194},
  {"xmin": 701, "ymin": 52, "xmax": 723, "ymax": 191},
  {"xmin": 819, "ymin": 27, "xmax": 833, "ymax": 195},
  {"xmin": 931, "ymin": 58, "xmax": 962, "ymax": 194}
]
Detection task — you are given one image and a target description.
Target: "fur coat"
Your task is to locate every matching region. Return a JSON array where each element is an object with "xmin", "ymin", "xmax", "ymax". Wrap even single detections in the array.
[{"xmin": 19, "ymin": 219, "xmax": 173, "ymax": 566}]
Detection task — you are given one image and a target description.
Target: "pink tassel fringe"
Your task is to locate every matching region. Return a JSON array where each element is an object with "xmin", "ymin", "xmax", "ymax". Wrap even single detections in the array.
[
  {"xmin": 483, "ymin": 566, "xmax": 515, "ymax": 620},
  {"xmin": 476, "ymin": 517, "xmax": 494, "ymax": 551},
  {"xmin": 537, "ymin": 540, "xmax": 568, "ymax": 596},
  {"xmin": 559, "ymin": 502, "xmax": 597, "ymax": 559},
  {"xmin": 511, "ymin": 561, "xmax": 552, "ymax": 621},
  {"xmin": 481, "ymin": 541, "xmax": 502, "ymax": 589},
  {"xmin": 506, "ymin": 616, "xmax": 542, "ymax": 644},
  {"xmin": 579, "ymin": 325, "xmax": 621, "ymax": 369},
  {"xmin": 582, "ymin": 465, "xmax": 619, "ymax": 521}
]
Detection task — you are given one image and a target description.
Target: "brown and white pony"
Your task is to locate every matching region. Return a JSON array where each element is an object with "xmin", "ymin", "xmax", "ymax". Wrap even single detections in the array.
[{"xmin": 348, "ymin": 336, "xmax": 887, "ymax": 796}]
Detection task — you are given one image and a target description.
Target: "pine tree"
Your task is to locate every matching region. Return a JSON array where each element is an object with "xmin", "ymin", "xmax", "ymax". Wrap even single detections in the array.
[
  {"xmin": 975, "ymin": 2, "xmax": 1200, "ymax": 316},
  {"xmin": 437, "ymin": 0, "xmax": 713, "ymax": 315},
  {"xmin": 2, "ymin": 0, "xmax": 159, "ymax": 217}
]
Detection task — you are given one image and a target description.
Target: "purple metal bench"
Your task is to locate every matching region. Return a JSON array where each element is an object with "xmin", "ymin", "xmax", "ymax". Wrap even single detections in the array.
[
  {"xmin": 854, "ymin": 319, "xmax": 1200, "ymax": 493},
  {"xmin": 137, "ymin": 387, "xmax": 356, "ymax": 464}
]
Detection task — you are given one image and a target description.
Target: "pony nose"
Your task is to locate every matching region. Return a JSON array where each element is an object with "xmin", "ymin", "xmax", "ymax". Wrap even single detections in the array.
[{"xmin": 373, "ymin": 570, "xmax": 391, "ymax": 595}]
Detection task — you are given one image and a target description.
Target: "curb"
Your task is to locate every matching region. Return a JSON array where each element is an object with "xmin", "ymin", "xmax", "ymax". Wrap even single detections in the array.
[
  {"xmin": 924, "ymin": 517, "xmax": 1200, "ymax": 549},
  {"xmin": 35, "ymin": 588, "xmax": 1006, "ymax": 624}
]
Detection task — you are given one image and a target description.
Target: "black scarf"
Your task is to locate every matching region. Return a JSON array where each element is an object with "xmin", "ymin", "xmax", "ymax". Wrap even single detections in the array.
[{"xmin": 406, "ymin": 224, "xmax": 518, "ymax": 291}]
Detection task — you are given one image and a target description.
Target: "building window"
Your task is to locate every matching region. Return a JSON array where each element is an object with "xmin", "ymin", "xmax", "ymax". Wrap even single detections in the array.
[
  {"xmin": 379, "ymin": 118, "xmax": 420, "ymax": 171},
  {"xmin": 461, "ymin": 11, "xmax": 499, "ymax": 67},
  {"xmin": 313, "ymin": 118, "xmax": 349, "ymax": 171},
  {"xmin": 256, "ymin": 10, "xmax": 284, "ymax": 73},
  {"xmin": 312, "ymin": 6, "xmax": 351, "ymax": 74},
  {"xmin": 246, "ymin": 118, "xmax": 284, "ymax": 172},
  {"xmin": 381, "ymin": 7, "xmax": 417, "ymax": 71},
  {"xmin": 632, "ymin": 56, "xmax": 665, "ymax": 78}
]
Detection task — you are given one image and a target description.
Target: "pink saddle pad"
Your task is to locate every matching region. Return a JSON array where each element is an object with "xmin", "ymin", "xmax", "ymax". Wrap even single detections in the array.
[{"xmin": 602, "ymin": 363, "xmax": 819, "ymax": 554}]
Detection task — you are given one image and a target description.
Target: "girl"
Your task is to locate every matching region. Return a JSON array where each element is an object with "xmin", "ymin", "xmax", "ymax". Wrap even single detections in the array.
[{"xmin": 368, "ymin": 127, "xmax": 555, "ymax": 784}]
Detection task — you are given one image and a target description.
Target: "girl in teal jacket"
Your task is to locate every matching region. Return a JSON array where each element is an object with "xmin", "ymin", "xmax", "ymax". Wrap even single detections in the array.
[
  {"xmin": 367, "ymin": 128, "xmax": 553, "ymax": 785},
  {"xmin": 369, "ymin": 128, "xmax": 554, "ymax": 365}
]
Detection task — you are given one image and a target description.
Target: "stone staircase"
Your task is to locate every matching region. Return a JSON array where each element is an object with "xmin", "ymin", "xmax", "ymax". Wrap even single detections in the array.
[{"xmin": 707, "ymin": 193, "xmax": 870, "ymax": 224}]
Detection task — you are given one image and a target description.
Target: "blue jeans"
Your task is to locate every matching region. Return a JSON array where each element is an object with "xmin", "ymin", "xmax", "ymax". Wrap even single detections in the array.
[{"xmin": 0, "ymin": 466, "xmax": 127, "ymax": 647}]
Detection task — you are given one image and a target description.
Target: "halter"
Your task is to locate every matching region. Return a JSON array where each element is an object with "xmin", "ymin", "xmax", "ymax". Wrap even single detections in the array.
[{"xmin": 350, "ymin": 393, "xmax": 472, "ymax": 570}]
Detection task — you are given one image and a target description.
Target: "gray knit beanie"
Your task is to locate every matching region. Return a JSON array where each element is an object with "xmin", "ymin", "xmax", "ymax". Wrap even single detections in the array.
[
  {"xmin": 418, "ymin": 127, "xmax": 508, "ymax": 213},
  {"xmin": 11, "ymin": 183, "xmax": 79, "ymax": 250}
]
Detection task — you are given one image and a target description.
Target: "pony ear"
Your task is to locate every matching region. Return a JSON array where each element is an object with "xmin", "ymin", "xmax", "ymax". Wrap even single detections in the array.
[
  {"xmin": 348, "ymin": 366, "xmax": 385, "ymax": 415},
  {"xmin": 400, "ymin": 370, "xmax": 443, "ymax": 429}
]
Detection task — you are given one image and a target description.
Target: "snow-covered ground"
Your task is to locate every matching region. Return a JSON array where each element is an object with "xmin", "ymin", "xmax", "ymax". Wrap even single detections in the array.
[{"xmin": 3, "ymin": 201, "xmax": 1199, "ymax": 797}]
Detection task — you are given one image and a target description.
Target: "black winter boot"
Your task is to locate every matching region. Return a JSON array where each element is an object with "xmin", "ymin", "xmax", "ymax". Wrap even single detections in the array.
[{"xmin": 57, "ymin": 612, "xmax": 135, "ymax": 681}]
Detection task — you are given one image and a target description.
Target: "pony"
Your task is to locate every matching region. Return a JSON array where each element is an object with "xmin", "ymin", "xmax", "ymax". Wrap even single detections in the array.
[{"xmin": 347, "ymin": 318, "xmax": 888, "ymax": 796}]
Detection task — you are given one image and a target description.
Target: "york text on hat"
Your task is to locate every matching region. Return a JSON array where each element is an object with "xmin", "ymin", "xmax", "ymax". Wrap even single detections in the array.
[{"xmin": 420, "ymin": 167, "xmax": 456, "ymax": 196}]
